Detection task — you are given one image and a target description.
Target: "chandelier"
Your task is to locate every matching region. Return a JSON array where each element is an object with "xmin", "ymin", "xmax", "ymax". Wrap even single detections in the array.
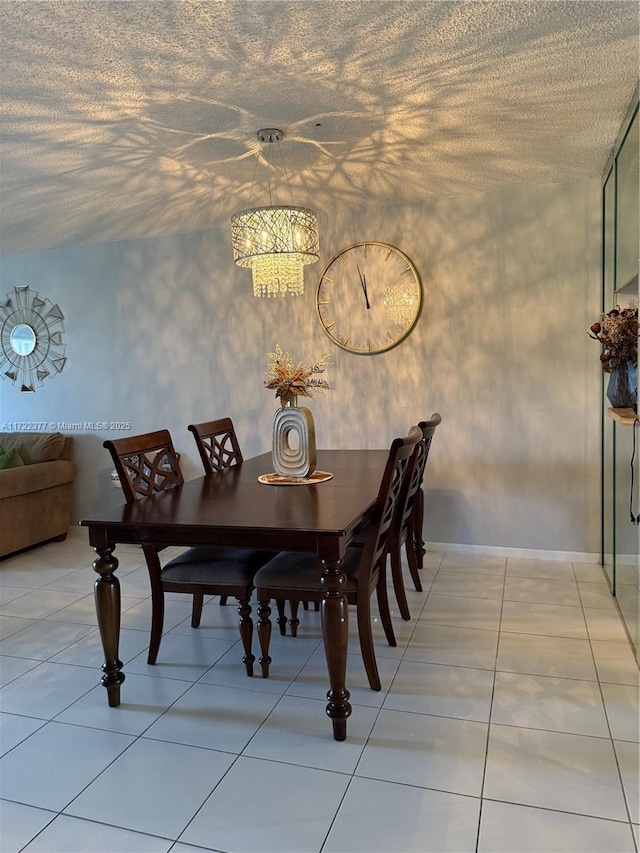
[{"xmin": 230, "ymin": 129, "xmax": 319, "ymax": 297}]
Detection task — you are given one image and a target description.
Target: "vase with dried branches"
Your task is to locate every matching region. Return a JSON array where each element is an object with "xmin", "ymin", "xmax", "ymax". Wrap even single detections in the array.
[
  {"xmin": 264, "ymin": 346, "xmax": 332, "ymax": 477},
  {"xmin": 589, "ymin": 303, "xmax": 638, "ymax": 410}
]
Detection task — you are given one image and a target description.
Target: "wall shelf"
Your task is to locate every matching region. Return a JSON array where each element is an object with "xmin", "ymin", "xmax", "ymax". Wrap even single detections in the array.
[{"xmin": 607, "ymin": 407, "xmax": 637, "ymax": 426}]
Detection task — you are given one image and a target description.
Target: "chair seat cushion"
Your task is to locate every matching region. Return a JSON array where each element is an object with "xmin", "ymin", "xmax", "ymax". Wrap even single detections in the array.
[
  {"xmin": 253, "ymin": 547, "xmax": 362, "ymax": 594},
  {"xmin": 161, "ymin": 546, "xmax": 270, "ymax": 586}
]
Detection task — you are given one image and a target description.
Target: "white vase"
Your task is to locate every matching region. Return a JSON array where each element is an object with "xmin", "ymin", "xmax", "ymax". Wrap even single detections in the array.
[{"xmin": 272, "ymin": 398, "xmax": 317, "ymax": 478}]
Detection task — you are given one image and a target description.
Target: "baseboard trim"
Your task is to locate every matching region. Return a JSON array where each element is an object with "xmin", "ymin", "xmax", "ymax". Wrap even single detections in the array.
[{"xmin": 425, "ymin": 541, "xmax": 601, "ymax": 564}]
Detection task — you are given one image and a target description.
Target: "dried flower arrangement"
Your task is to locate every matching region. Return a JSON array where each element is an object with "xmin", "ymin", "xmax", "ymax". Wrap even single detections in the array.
[
  {"xmin": 265, "ymin": 345, "xmax": 332, "ymax": 407},
  {"xmin": 589, "ymin": 303, "xmax": 638, "ymax": 372}
]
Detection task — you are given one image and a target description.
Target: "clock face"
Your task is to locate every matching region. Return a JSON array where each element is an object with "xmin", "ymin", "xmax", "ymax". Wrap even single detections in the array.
[{"xmin": 315, "ymin": 242, "xmax": 422, "ymax": 354}]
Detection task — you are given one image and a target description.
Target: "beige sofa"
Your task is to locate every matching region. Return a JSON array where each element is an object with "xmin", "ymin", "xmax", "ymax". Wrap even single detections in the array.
[{"xmin": 0, "ymin": 432, "xmax": 77, "ymax": 558}]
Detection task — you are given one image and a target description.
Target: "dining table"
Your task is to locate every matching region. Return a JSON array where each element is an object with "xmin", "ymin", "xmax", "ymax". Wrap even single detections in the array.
[{"xmin": 81, "ymin": 448, "xmax": 390, "ymax": 741}]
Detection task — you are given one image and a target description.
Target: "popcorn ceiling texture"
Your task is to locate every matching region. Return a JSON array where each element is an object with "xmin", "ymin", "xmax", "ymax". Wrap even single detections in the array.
[{"xmin": 0, "ymin": 0, "xmax": 637, "ymax": 254}]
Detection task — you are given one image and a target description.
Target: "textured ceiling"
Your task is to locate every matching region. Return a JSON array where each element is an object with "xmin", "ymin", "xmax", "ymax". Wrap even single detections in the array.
[{"xmin": 0, "ymin": 0, "xmax": 638, "ymax": 255}]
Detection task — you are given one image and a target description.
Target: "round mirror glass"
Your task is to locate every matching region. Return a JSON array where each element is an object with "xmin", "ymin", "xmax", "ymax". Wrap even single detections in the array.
[{"xmin": 10, "ymin": 323, "xmax": 36, "ymax": 356}]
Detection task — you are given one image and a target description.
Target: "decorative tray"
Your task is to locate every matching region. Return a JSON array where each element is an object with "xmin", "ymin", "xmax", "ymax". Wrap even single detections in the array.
[{"xmin": 258, "ymin": 471, "xmax": 333, "ymax": 486}]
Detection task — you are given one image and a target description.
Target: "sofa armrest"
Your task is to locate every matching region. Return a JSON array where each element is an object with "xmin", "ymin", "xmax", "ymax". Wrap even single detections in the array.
[{"xmin": 0, "ymin": 459, "xmax": 77, "ymax": 501}]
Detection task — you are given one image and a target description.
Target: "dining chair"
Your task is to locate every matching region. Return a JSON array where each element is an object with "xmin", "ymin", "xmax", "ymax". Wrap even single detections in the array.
[
  {"xmin": 187, "ymin": 417, "xmax": 243, "ymax": 474},
  {"xmin": 408, "ymin": 413, "xmax": 442, "ymax": 574},
  {"xmin": 348, "ymin": 413, "xmax": 442, "ymax": 621},
  {"xmin": 252, "ymin": 426, "xmax": 422, "ymax": 691},
  {"xmin": 187, "ymin": 417, "xmax": 303, "ymax": 630},
  {"xmin": 103, "ymin": 429, "xmax": 271, "ymax": 675},
  {"xmin": 388, "ymin": 412, "xmax": 442, "ymax": 619}
]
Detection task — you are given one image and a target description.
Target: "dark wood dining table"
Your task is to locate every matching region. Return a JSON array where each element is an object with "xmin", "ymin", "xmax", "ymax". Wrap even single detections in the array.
[{"xmin": 81, "ymin": 449, "xmax": 389, "ymax": 740}]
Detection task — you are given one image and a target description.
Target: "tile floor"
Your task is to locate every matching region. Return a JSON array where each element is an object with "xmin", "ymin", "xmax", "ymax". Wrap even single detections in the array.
[{"xmin": 0, "ymin": 534, "xmax": 638, "ymax": 853}]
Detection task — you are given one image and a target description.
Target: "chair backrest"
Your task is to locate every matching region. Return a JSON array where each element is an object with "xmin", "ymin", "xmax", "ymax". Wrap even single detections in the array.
[
  {"xmin": 103, "ymin": 429, "xmax": 184, "ymax": 504},
  {"xmin": 397, "ymin": 413, "xmax": 442, "ymax": 540},
  {"xmin": 187, "ymin": 417, "xmax": 243, "ymax": 475},
  {"xmin": 359, "ymin": 426, "xmax": 422, "ymax": 585}
]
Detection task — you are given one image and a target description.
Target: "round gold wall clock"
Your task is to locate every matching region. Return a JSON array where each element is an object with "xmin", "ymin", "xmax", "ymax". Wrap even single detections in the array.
[{"xmin": 315, "ymin": 242, "xmax": 422, "ymax": 355}]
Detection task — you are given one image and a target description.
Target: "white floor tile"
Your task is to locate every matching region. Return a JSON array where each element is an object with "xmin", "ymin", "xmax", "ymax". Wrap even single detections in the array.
[
  {"xmin": 45, "ymin": 593, "xmax": 144, "ymax": 626},
  {"xmin": 440, "ymin": 553, "xmax": 506, "ymax": 575},
  {"xmin": 0, "ymin": 654, "xmax": 41, "ymax": 687},
  {"xmin": 0, "ymin": 539, "xmax": 637, "ymax": 853},
  {"xmin": 48, "ymin": 626, "xmax": 152, "ymax": 669},
  {"xmin": 199, "ymin": 639, "xmax": 314, "ymax": 694},
  {"xmin": 420, "ymin": 593, "xmax": 502, "ymax": 631},
  {"xmin": 429, "ymin": 571, "xmax": 504, "ymax": 600},
  {"xmin": 491, "ymin": 671, "xmax": 609, "ymax": 737},
  {"xmin": 65, "ymin": 738, "xmax": 235, "ymax": 839},
  {"xmin": 125, "ymin": 631, "xmax": 237, "ymax": 682},
  {"xmin": 573, "ymin": 562, "xmax": 609, "ymax": 583},
  {"xmin": 614, "ymin": 740, "xmax": 640, "ymax": 824},
  {"xmin": 384, "ymin": 659, "xmax": 494, "ymax": 722},
  {"xmin": 179, "ymin": 755, "xmax": 350, "ymax": 853},
  {"xmin": 22, "ymin": 814, "xmax": 173, "ymax": 852},
  {"xmin": 0, "ymin": 721, "xmax": 134, "ymax": 811},
  {"xmin": 356, "ymin": 709, "xmax": 488, "ymax": 796},
  {"xmin": 0, "ymin": 589, "xmax": 85, "ymax": 620},
  {"xmin": 601, "ymin": 682, "xmax": 640, "ymax": 742},
  {"xmin": 41, "ymin": 568, "xmax": 100, "ymax": 594},
  {"xmin": 404, "ymin": 622, "xmax": 499, "ymax": 670},
  {"xmin": 347, "ymin": 610, "xmax": 416, "ymax": 659},
  {"xmin": 119, "ymin": 597, "xmax": 193, "ymax": 633},
  {"xmin": 500, "ymin": 601, "xmax": 588, "ymax": 639},
  {"xmin": 484, "ymin": 724, "xmax": 629, "ymax": 821},
  {"xmin": 286, "ymin": 645, "xmax": 400, "ymax": 708},
  {"xmin": 0, "ymin": 712, "xmax": 46, "ymax": 756},
  {"xmin": 584, "ymin": 607, "xmax": 632, "ymax": 643},
  {"xmin": 144, "ymin": 681, "xmax": 281, "ymax": 752},
  {"xmin": 0, "ymin": 801, "xmax": 56, "ymax": 853},
  {"xmin": 0, "ymin": 615, "xmax": 35, "ymax": 641},
  {"xmin": 56, "ymin": 672, "xmax": 192, "ymax": 735},
  {"xmin": 496, "ymin": 633, "xmax": 597, "ymax": 681},
  {"xmin": 591, "ymin": 640, "xmax": 640, "ymax": 686},
  {"xmin": 0, "ymin": 620, "xmax": 95, "ymax": 661},
  {"xmin": 324, "ymin": 776, "xmax": 481, "ymax": 852},
  {"xmin": 503, "ymin": 576, "xmax": 581, "ymax": 606},
  {"xmin": 243, "ymin": 694, "xmax": 378, "ymax": 773},
  {"xmin": 578, "ymin": 584, "xmax": 619, "ymax": 611},
  {"xmin": 0, "ymin": 566, "xmax": 81, "ymax": 589},
  {"xmin": 424, "ymin": 551, "xmax": 445, "ymax": 569},
  {"xmin": 0, "ymin": 662, "xmax": 100, "ymax": 718},
  {"xmin": 0, "ymin": 586, "xmax": 31, "ymax": 605},
  {"xmin": 478, "ymin": 799, "xmax": 636, "ymax": 853},
  {"xmin": 506, "ymin": 558, "xmax": 575, "ymax": 581}
]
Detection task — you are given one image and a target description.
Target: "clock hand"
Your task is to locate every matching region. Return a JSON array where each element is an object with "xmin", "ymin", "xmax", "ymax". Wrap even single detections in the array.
[{"xmin": 356, "ymin": 265, "xmax": 371, "ymax": 310}]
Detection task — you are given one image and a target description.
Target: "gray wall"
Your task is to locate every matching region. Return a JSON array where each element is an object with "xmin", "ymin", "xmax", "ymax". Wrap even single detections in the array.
[{"xmin": 0, "ymin": 178, "xmax": 602, "ymax": 556}]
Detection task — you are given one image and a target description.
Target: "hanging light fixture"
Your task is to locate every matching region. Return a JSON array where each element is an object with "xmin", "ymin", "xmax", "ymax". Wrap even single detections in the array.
[{"xmin": 230, "ymin": 129, "xmax": 319, "ymax": 297}]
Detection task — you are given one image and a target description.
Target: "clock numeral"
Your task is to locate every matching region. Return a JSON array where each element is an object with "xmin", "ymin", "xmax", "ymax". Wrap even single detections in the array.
[
  {"xmin": 322, "ymin": 276, "xmax": 334, "ymax": 283},
  {"xmin": 343, "ymin": 336, "xmax": 351, "ymax": 346},
  {"xmin": 338, "ymin": 255, "xmax": 347, "ymax": 266},
  {"xmin": 325, "ymin": 321, "xmax": 336, "ymax": 330},
  {"xmin": 401, "ymin": 267, "xmax": 412, "ymax": 275},
  {"xmin": 384, "ymin": 249, "xmax": 393, "ymax": 261},
  {"xmin": 318, "ymin": 300, "xmax": 330, "ymax": 305}
]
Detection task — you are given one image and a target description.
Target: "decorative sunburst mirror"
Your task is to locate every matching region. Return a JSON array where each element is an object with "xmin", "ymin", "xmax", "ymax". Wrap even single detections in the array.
[{"xmin": 0, "ymin": 286, "xmax": 66, "ymax": 392}]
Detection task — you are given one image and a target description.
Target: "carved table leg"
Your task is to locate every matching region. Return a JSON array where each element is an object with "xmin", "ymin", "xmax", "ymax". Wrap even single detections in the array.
[
  {"xmin": 92, "ymin": 545, "xmax": 124, "ymax": 706},
  {"xmin": 320, "ymin": 558, "xmax": 351, "ymax": 741}
]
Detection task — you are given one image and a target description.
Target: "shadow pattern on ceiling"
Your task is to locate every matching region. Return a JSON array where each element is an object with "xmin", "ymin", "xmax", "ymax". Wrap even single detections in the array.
[{"xmin": 0, "ymin": 0, "xmax": 637, "ymax": 254}]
